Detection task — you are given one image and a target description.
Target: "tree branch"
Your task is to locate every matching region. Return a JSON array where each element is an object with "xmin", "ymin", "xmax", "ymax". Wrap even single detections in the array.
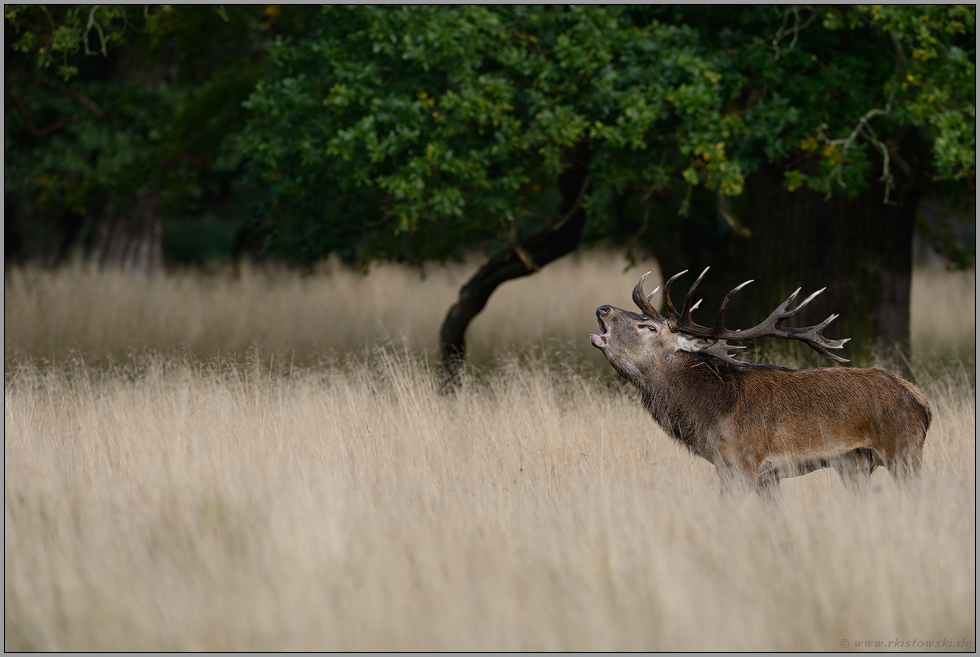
[
  {"xmin": 509, "ymin": 170, "xmax": 591, "ymax": 272},
  {"xmin": 8, "ymin": 85, "xmax": 79, "ymax": 138},
  {"xmin": 768, "ymin": 5, "xmax": 820, "ymax": 61},
  {"xmin": 551, "ymin": 172, "xmax": 591, "ymax": 230},
  {"xmin": 439, "ymin": 143, "xmax": 591, "ymax": 389},
  {"xmin": 816, "ymin": 105, "xmax": 888, "ymax": 199},
  {"xmin": 816, "ymin": 31, "xmax": 912, "ymax": 203},
  {"xmin": 36, "ymin": 75, "xmax": 106, "ymax": 119},
  {"xmin": 84, "ymin": 6, "xmax": 108, "ymax": 57},
  {"xmin": 716, "ymin": 191, "xmax": 752, "ymax": 237}
]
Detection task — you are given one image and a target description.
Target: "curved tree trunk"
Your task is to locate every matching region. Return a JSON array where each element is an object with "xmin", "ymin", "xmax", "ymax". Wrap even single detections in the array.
[{"xmin": 440, "ymin": 143, "xmax": 591, "ymax": 389}]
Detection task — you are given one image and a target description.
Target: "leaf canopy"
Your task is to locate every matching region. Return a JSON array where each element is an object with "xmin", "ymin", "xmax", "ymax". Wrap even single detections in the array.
[
  {"xmin": 241, "ymin": 6, "xmax": 744, "ymax": 266},
  {"xmin": 241, "ymin": 5, "xmax": 974, "ymax": 267}
]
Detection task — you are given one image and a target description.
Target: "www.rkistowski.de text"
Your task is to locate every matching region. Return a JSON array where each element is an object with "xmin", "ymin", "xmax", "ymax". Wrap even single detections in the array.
[{"xmin": 839, "ymin": 638, "xmax": 973, "ymax": 649}]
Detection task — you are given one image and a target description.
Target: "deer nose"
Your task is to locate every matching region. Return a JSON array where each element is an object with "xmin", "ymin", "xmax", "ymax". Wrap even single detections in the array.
[{"xmin": 596, "ymin": 306, "xmax": 611, "ymax": 317}]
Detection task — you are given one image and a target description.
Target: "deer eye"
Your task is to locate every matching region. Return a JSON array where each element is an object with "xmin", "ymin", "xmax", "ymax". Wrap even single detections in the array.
[{"xmin": 637, "ymin": 323, "xmax": 657, "ymax": 332}]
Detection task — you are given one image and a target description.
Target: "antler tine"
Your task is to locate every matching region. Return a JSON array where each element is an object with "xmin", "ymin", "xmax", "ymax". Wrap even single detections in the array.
[
  {"xmin": 778, "ymin": 287, "xmax": 802, "ymax": 314},
  {"xmin": 808, "ymin": 342, "xmax": 851, "ymax": 363},
  {"xmin": 819, "ymin": 317, "xmax": 850, "ymax": 348},
  {"xmin": 632, "ymin": 272, "xmax": 664, "ymax": 320},
  {"xmin": 745, "ymin": 287, "xmax": 802, "ymax": 332},
  {"xmin": 662, "ymin": 269, "xmax": 689, "ymax": 318},
  {"xmin": 699, "ymin": 340, "xmax": 747, "ymax": 366},
  {"xmin": 785, "ymin": 287, "xmax": 825, "ymax": 317},
  {"xmin": 781, "ymin": 314, "xmax": 850, "ymax": 349},
  {"xmin": 679, "ymin": 267, "xmax": 710, "ymax": 323},
  {"xmin": 714, "ymin": 279, "xmax": 753, "ymax": 332}
]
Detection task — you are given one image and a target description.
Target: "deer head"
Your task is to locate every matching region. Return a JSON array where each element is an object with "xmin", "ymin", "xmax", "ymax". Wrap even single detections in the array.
[{"xmin": 591, "ymin": 267, "xmax": 850, "ymax": 378}]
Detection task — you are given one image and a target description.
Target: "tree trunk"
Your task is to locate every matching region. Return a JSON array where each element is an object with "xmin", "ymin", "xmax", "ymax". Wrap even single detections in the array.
[
  {"xmin": 440, "ymin": 143, "xmax": 591, "ymax": 389},
  {"xmin": 651, "ymin": 163, "xmax": 919, "ymax": 370},
  {"xmin": 737, "ymin": 165, "xmax": 918, "ymax": 369},
  {"xmin": 96, "ymin": 189, "xmax": 163, "ymax": 276}
]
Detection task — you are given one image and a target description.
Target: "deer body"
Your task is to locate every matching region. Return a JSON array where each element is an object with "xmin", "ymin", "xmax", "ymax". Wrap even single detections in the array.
[{"xmin": 592, "ymin": 269, "xmax": 931, "ymax": 496}]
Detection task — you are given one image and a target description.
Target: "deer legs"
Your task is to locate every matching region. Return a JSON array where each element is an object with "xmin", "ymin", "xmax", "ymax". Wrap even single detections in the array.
[{"xmin": 713, "ymin": 446, "xmax": 897, "ymax": 500}]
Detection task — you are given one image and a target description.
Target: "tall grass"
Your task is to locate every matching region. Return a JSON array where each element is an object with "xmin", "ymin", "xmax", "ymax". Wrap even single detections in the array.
[
  {"xmin": 4, "ymin": 253, "xmax": 976, "ymax": 650},
  {"xmin": 4, "ymin": 349, "xmax": 975, "ymax": 650}
]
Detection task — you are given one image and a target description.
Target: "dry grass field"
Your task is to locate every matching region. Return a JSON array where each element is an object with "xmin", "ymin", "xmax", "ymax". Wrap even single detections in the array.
[
  {"xmin": 4, "ymin": 250, "xmax": 975, "ymax": 366},
  {"xmin": 4, "ymin": 252, "xmax": 976, "ymax": 650},
  {"xmin": 3, "ymin": 251, "xmax": 650, "ymax": 369}
]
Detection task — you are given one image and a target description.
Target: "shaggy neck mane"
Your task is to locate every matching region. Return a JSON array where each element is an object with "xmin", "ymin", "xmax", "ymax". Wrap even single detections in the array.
[{"xmin": 633, "ymin": 351, "xmax": 741, "ymax": 458}]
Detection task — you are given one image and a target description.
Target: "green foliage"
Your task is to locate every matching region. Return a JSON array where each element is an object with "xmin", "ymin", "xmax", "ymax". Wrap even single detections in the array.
[
  {"xmin": 4, "ymin": 5, "xmax": 286, "ymax": 262},
  {"xmin": 240, "ymin": 6, "xmax": 743, "ymax": 266},
  {"xmin": 706, "ymin": 4, "xmax": 976, "ymax": 199},
  {"xmin": 6, "ymin": 5, "xmax": 973, "ymax": 270},
  {"xmin": 5, "ymin": 5, "xmax": 132, "ymax": 80},
  {"xmin": 241, "ymin": 5, "xmax": 975, "ymax": 268},
  {"xmin": 862, "ymin": 5, "xmax": 976, "ymax": 182}
]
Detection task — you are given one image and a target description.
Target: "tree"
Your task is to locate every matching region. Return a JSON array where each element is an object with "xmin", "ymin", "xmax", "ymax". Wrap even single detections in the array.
[
  {"xmin": 240, "ymin": 5, "xmax": 745, "ymax": 383},
  {"xmin": 3, "ymin": 5, "xmax": 305, "ymax": 270},
  {"xmin": 241, "ymin": 5, "xmax": 973, "ymax": 379},
  {"xmin": 9, "ymin": 6, "xmax": 968, "ymax": 374},
  {"xmin": 634, "ymin": 6, "xmax": 974, "ymax": 368}
]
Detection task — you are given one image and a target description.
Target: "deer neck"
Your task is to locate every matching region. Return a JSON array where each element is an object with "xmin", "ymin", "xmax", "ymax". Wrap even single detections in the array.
[{"xmin": 633, "ymin": 351, "xmax": 739, "ymax": 458}]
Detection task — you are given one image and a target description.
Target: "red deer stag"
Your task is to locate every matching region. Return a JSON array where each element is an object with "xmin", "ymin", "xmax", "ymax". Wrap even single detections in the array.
[{"xmin": 590, "ymin": 268, "xmax": 931, "ymax": 497}]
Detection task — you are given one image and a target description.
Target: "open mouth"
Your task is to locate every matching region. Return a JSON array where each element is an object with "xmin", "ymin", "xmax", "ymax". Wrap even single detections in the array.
[{"xmin": 590, "ymin": 318, "xmax": 609, "ymax": 348}]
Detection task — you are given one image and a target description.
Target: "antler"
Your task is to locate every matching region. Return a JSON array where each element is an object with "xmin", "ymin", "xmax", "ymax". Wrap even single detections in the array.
[
  {"xmin": 632, "ymin": 271, "xmax": 664, "ymax": 320},
  {"xmin": 661, "ymin": 267, "xmax": 851, "ymax": 363}
]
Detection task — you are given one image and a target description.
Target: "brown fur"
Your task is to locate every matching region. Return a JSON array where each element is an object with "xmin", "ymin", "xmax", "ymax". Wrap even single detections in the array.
[{"xmin": 591, "ymin": 304, "xmax": 931, "ymax": 498}]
